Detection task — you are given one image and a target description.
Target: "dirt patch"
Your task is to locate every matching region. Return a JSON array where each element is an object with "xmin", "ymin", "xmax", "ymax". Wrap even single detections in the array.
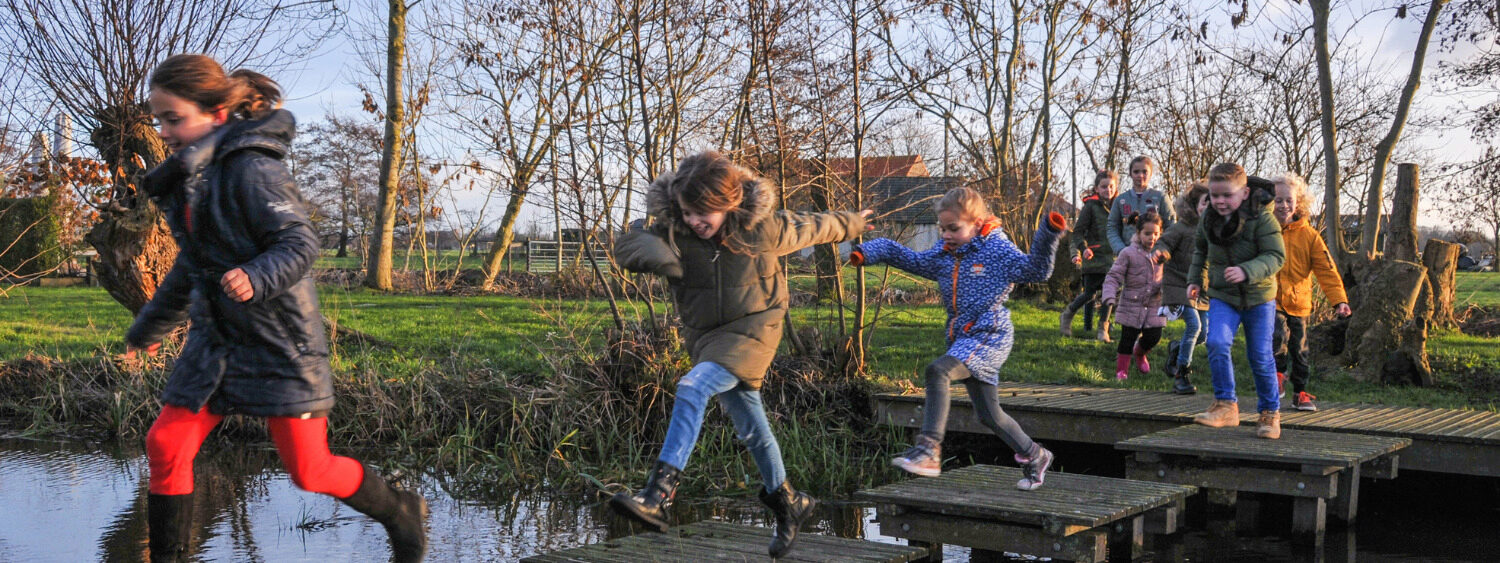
[{"xmin": 1459, "ymin": 306, "xmax": 1500, "ymax": 337}]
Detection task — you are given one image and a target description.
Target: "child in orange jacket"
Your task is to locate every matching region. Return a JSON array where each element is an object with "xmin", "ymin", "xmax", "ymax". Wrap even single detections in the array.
[{"xmin": 1270, "ymin": 173, "xmax": 1352, "ymax": 412}]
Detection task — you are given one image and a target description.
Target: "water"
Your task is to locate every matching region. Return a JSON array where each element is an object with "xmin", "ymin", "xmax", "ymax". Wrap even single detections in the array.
[{"xmin": 1, "ymin": 437, "xmax": 1496, "ymax": 562}]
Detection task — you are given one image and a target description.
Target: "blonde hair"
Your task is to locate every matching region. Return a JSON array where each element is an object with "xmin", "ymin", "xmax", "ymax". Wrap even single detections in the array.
[
  {"xmin": 1273, "ymin": 172, "xmax": 1313, "ymax": 220},
  {"xmin": 936, "ymin": 186, "xmax": 993, "ymax": 222},
  {"xmin": 1208, "ymin": 162, "xmax": 1247, "ymax": 187}
]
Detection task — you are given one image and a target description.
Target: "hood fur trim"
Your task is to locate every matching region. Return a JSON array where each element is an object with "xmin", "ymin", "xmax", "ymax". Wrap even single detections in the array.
[{"xmin": 645, "ymin": 165, "xmax": 778, "ymax": 235}]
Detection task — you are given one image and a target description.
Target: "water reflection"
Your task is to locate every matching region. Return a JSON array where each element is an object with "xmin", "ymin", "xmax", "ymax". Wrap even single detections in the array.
[{"xmin": 0, "ymin": 438, "xmax": 1495, "ymax": 562}]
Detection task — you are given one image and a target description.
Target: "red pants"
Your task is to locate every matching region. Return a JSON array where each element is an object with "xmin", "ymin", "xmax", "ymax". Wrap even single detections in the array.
[{"xmin": 146, "ymin": 404, "xmax": 364, "ymax": 497}]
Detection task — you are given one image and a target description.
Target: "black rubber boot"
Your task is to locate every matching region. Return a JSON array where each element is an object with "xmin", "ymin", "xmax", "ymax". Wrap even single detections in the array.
[
  {"xmin": 610, "ymin": 460, "xmax": 681, "ymax": 533},
  {"xmin": 760, "ymin": 481, "xmax": 818, "ymax": 559},
  {"xmin": 1165, "ymin": 340, "xmax": 1182, "ymax": 375},
  {"xmin": 1173, "ymin": 365, "xmax": 1198, "ymax": 395},
  {"xmin": 148, "ymin": 493, "xmax": 193, "ymax": 563},
  {"xmin": 340, "ymin": 465, "xmax": 429, "ymax": 563}
]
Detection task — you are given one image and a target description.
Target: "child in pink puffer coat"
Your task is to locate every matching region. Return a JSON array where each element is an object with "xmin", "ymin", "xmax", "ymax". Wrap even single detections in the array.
[{"xmin": 1103, "ymin": 209, "xmax": 1168, "ymax": 380}]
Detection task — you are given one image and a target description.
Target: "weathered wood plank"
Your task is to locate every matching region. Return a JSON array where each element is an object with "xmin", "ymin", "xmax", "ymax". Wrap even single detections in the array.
[
  {"xmin": 519, "ymin": 521, "xmax": 928, "ymax": 563},
  {"xmin": 1116, "ymin": 425, "xmax": 1410, "ymax": 466},
  {"xmin": 874, "ymin": 511, "xmax": 1108, "ymax": 563}
]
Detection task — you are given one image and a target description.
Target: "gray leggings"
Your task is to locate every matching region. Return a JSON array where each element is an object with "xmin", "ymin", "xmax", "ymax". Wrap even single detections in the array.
[{"xmin": 919, "ymin": 356, "xmax": 1035, "ymax": 455}]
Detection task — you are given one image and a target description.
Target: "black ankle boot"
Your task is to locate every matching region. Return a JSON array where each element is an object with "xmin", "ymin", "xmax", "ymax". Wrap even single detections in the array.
[
  {"xmin": 760, "ymin": 481, "xmax": 818, "ymax": 559},
  {"xmin": 610, "ymin": 460, "xmax": 681, "ymax": 533},
  {"xmin": 148, "ymin": 493, "xmax": 193, "ymax": 563},
  {"xmin": 1173, "ymin": 365, "xmax": 1198, "ymax": 395},
  {"xmin": 340, "ymin": 465, "xmax": 428, "ymax": 562}
]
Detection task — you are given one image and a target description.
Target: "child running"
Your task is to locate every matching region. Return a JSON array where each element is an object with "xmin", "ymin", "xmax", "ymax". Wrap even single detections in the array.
[
  {"xmin": 1061, "ymin": 170, "xmax": 1119, "ymax": 342},
  {"xmin": 1157, "ymin": 182, "xmax": 1211, "ymax": 394},
  {"xmin": 1188, "ymin": 163, "xmax": 1287, "ymax": 439},
  {"xmin": 850, "ymin": 187, "xmax": 1066, "ymax": 491},
  {"xmin": 610, "ymin": 151, "xmax": 870, "ymax": 558},
  {"xmin": 1102, "ymin": 210, "xmax": 1167, "ymax": 381},
  {"xmin": 124, "ymin": 55, "xmax": 426, "ymax": 562},
  {"xmin": 1271, "ymin": 172, "xmax": 1352, "ymax": 411}
]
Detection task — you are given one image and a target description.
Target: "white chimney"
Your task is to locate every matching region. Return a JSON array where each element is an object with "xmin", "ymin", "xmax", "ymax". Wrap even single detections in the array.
[{"xmin": 53, "ymin": 114, "xmax": 71, "ymax": 158}]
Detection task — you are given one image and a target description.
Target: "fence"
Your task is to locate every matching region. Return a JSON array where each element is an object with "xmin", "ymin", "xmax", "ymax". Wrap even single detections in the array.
[{"xmin": 524, "ymin": 240, "xmax": 612, "ymax": 274}]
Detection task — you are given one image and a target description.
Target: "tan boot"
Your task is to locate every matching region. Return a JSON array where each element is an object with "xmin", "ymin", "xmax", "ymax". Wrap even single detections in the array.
[
  {"xmin": 1256, "ymin": 410, "xmax": 1281, "ymax": 439},
  {"xmin": 1060, "ymin": 307, "xmax": 1076, "ymax": 337},
  {"xmin": 1193, "ymin": 400, "xmax": 1240, "ymax": 427}
]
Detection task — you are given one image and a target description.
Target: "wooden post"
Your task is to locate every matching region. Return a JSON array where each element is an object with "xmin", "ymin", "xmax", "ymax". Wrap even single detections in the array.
[
  {"xmin": 1331, "ymin": 464, "xmax": 1361, "ymax": 523},
  {"xmin": 1387, "ymin": 163, "xmax": 1420, "ymax": 262}
]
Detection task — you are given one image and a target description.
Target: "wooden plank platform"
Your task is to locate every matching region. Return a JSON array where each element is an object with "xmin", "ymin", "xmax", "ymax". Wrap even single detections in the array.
[
  {"xmin": 873, "ymin": 382, "xmax": 1500, "ymax": 477},
  {"xmin": 855, "ymin": 465, "xmax": 1196, "ymax": 562},
  {"xmin": 520, "ymin": 521, "xmax": 929, "ymax": 563},
  {"xmin": 1117, "ymin": 425, "xmax": 1410, "ymax": 543}
]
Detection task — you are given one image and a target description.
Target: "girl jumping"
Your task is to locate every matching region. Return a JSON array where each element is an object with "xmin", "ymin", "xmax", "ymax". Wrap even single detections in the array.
[
  {"xmin": 125, "ymin": 55, "xmax": 426, "ymax": 562},
  {"xmin": 851, "ymin": 187, "xmax": 1066, "ymax": 491},
  {"xmin": 610, "ymin": 151, "xmax": 871, "ymax": 558}
]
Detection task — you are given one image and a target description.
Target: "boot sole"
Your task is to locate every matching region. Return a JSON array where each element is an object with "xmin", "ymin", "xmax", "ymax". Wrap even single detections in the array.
[{"xmin": 609, "ymin": 494, "xmax": 670, "ymax": 533}]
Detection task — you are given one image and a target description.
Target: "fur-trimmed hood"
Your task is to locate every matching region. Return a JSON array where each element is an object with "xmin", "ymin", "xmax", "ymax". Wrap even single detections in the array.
[{"xmin": 645, "ymin": 165, "xmax": 779, "ymax": 237}]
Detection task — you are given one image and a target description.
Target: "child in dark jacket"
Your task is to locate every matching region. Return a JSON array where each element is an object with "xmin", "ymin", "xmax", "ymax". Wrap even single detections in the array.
[
  {"xmin": 851, "ymin": 187, "xmax": 1067, "ymax": 491},
  {"xmin": 1061, "ymin": 170, "xmax": 1118, "ymax": 341},
  {"xmin": 1156, "ymin": 182, "xmax": 1211, "ymax": 394},
  {"xmin": 125, "ymin": 55, "xmax": 426, "ymax": 562},
  {"xmin": 610, "ymin": 151, "xmax": 869, "ymax": 558},
  {"xmin": 1188, "ymin": 163, "xmax": 1287, "ymax": 439},
  {"xmin": 1102, "ymin": 210, "xmax": 1167, "ymax": 381}
]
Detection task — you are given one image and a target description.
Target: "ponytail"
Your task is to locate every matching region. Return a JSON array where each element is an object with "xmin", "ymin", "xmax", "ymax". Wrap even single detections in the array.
[{"xmin": 150, "ymin": 54, "xmax": 282, "ymax": 121}]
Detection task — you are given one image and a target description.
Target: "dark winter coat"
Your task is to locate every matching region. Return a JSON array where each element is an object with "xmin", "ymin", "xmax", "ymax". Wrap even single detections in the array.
[
  {"xmin": 1188, "ymin": 196, "xmax": 1285, "ymax": 310},
  {"xmin": 855, "ymin": 219, "xmax": 1062, "ymax": 385},
  {"xmin": 1071, "ymin": 195, "xmax": 1115, "ymax": 274},
  {"xmin": 1155, "ymin": 195, "xmax": 1207, "ymax": 310},
  {"xmin": 126, "ymin": 110, "xmax": 333, "ymax": 417},
  {"xmin": 612, "ymin": 171, "xmax": 866, "ymax": 390}
]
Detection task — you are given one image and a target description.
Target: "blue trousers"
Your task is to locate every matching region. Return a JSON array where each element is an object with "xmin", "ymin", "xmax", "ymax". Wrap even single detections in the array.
[
  {"xmin": 1176, "ymin": 307, "xmax": 1203, "ymax": 368},
  {"xmin": 1206, "ymin": 299, "xmax": 1280, "ymax": 412},
  {"xmin": 657, "ymin": 362, "xmax": 786, "ymax": 492}
]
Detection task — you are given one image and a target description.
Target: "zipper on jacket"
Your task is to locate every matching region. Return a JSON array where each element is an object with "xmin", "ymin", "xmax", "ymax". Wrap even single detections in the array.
[{"xmin": 714, "ymin": 246, "xmax": 724, "ymax": 327}]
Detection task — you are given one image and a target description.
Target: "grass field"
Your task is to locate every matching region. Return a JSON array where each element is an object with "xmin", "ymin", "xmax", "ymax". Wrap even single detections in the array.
[
  {"xmin": 1456, "ymin": 271, "xmax": 1500, "ymax": 308},
  {"xmin": 5, "ymin": 271, "xmax": 1498, "ymax": 410}
]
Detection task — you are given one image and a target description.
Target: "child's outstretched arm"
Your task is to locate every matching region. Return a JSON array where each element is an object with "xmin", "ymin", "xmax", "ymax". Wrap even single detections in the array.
[
  {"xmin": 850, "ymin": 237, "xmax": 945, "ymax": 281},
  {"xmin": 229, "ymin": 155, "xmax": 322, "ymax": 304},
  {"xmin": 613, "ymin": 226, "xmax": 683, "ymax": 279},
  {"xmin": 993, "ymin": 212, "xmax": 1068, "ymax": 284},
  {"xmin": 751, "ymin": 210, "xmax": 869, "ymax": 256}
]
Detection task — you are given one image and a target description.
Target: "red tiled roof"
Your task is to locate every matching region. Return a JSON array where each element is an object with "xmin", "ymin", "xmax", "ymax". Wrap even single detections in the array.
[{"xmin": 825, "ymin": 155, "xmax": 928, "ymax": 178}]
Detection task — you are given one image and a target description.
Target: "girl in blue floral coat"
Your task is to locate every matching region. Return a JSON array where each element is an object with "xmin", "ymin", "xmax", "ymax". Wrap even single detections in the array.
[{"xmin": 851, "ymin": 187, "xmax": 1066, "ymax": 490}]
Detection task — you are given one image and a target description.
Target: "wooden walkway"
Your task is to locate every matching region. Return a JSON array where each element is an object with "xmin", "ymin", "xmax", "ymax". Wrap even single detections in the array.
[
  {"xmin": 1118, "ymin": 425, "xmax": 1409, "ymax": 543},
  {"xmin": 520, "ymin": 521, "xmax": 929, "ymax": 563},
  {"xmin": 855, "ymin": 465, "xmax": 1196, "ymax": 562},
  {"xmin": 873, "ymin": 382, "xmax": 1500, "ymax": 477}
]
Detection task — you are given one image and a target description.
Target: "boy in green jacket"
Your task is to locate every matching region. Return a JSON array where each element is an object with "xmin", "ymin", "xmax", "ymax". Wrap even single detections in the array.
[{"xmin": 1187, "ymin": 163, "xmax": 1287, "ymax": 439}]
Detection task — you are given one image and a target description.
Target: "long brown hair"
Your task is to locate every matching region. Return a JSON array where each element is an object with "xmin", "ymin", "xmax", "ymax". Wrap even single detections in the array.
[
  {"xmin": 150, "ymin": 54, "xmax": 282, "ymax": 120},
  {"xmin": 664, "ymin": 151, "xmax": 765, "ymax": 251}
]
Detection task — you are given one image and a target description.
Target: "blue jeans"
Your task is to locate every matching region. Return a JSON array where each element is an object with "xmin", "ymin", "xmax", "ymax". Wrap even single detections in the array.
[
  {"xmin": 1206, "ymin": 299, "xmax": 1280, "ymax": 412},
  {"xmin": 1176, "ymin": 307, "xmax": 1203, "ymax": 368},
  {"xmin": 657, "ymin": 362, "xmax": 786, "ymax": 492}
]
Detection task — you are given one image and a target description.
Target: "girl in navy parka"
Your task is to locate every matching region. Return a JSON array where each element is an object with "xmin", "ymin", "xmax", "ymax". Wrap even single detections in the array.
[
  {"xmin": 851, "ymin": 187, "xmax": 1066, "ymax": 490},
  {"xmin": 124, "ymin": 55, "xmax": 426, "ymax": 562}
]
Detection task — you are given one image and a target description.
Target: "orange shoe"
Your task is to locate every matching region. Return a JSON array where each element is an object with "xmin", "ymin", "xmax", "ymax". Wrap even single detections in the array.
[
  {"xmin": 1257, "ymin": 410, "xmax": 1282, "ymax": 439},
  {"xmin": 1193, "ymin": 400, "xmax": 1240, "ymax": 427}
]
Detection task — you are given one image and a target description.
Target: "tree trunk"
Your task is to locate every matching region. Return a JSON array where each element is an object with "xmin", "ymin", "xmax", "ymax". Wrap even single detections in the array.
[
  {"xmin": 1422, "ymin": 238, "xmax": 1462, "ymax": 328},
  {"xmin": 1310, "ymin": 0, "xmax": 1344, "ymax": 256},
  {"xmin": 85, "ymin": 104, "xmax": 175, "ymax": 314},
  {"xmin": 479, "ymin": 177, "xmax": 533, "ymax": 289},
  {"xmin": 811, "ymin": 178, "xmax": 843, "ymax": 301},
  {"xmin": 366, "ymin": 0, "xmax": 408, "ymax": 291},
  {"xmin": 1387, "ymin": 164, "xmax": 1421, "ymax": 262},
  {"xmin": 1345, "ymin": 259, "xmax": 1427, "ymax": 383},
  {"xmin": 1359, "ymin": 0, "xmax": 1447, "ymax": 257}
]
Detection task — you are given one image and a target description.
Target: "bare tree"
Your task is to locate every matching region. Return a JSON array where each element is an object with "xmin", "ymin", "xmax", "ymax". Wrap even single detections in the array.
[
  {"xmin": 0, "ymin": 0, "xmax": 338, "ymax": 312},
  {"xmin": 296, "ymin": 114, "xmax": 383, "ymax": 259}
]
